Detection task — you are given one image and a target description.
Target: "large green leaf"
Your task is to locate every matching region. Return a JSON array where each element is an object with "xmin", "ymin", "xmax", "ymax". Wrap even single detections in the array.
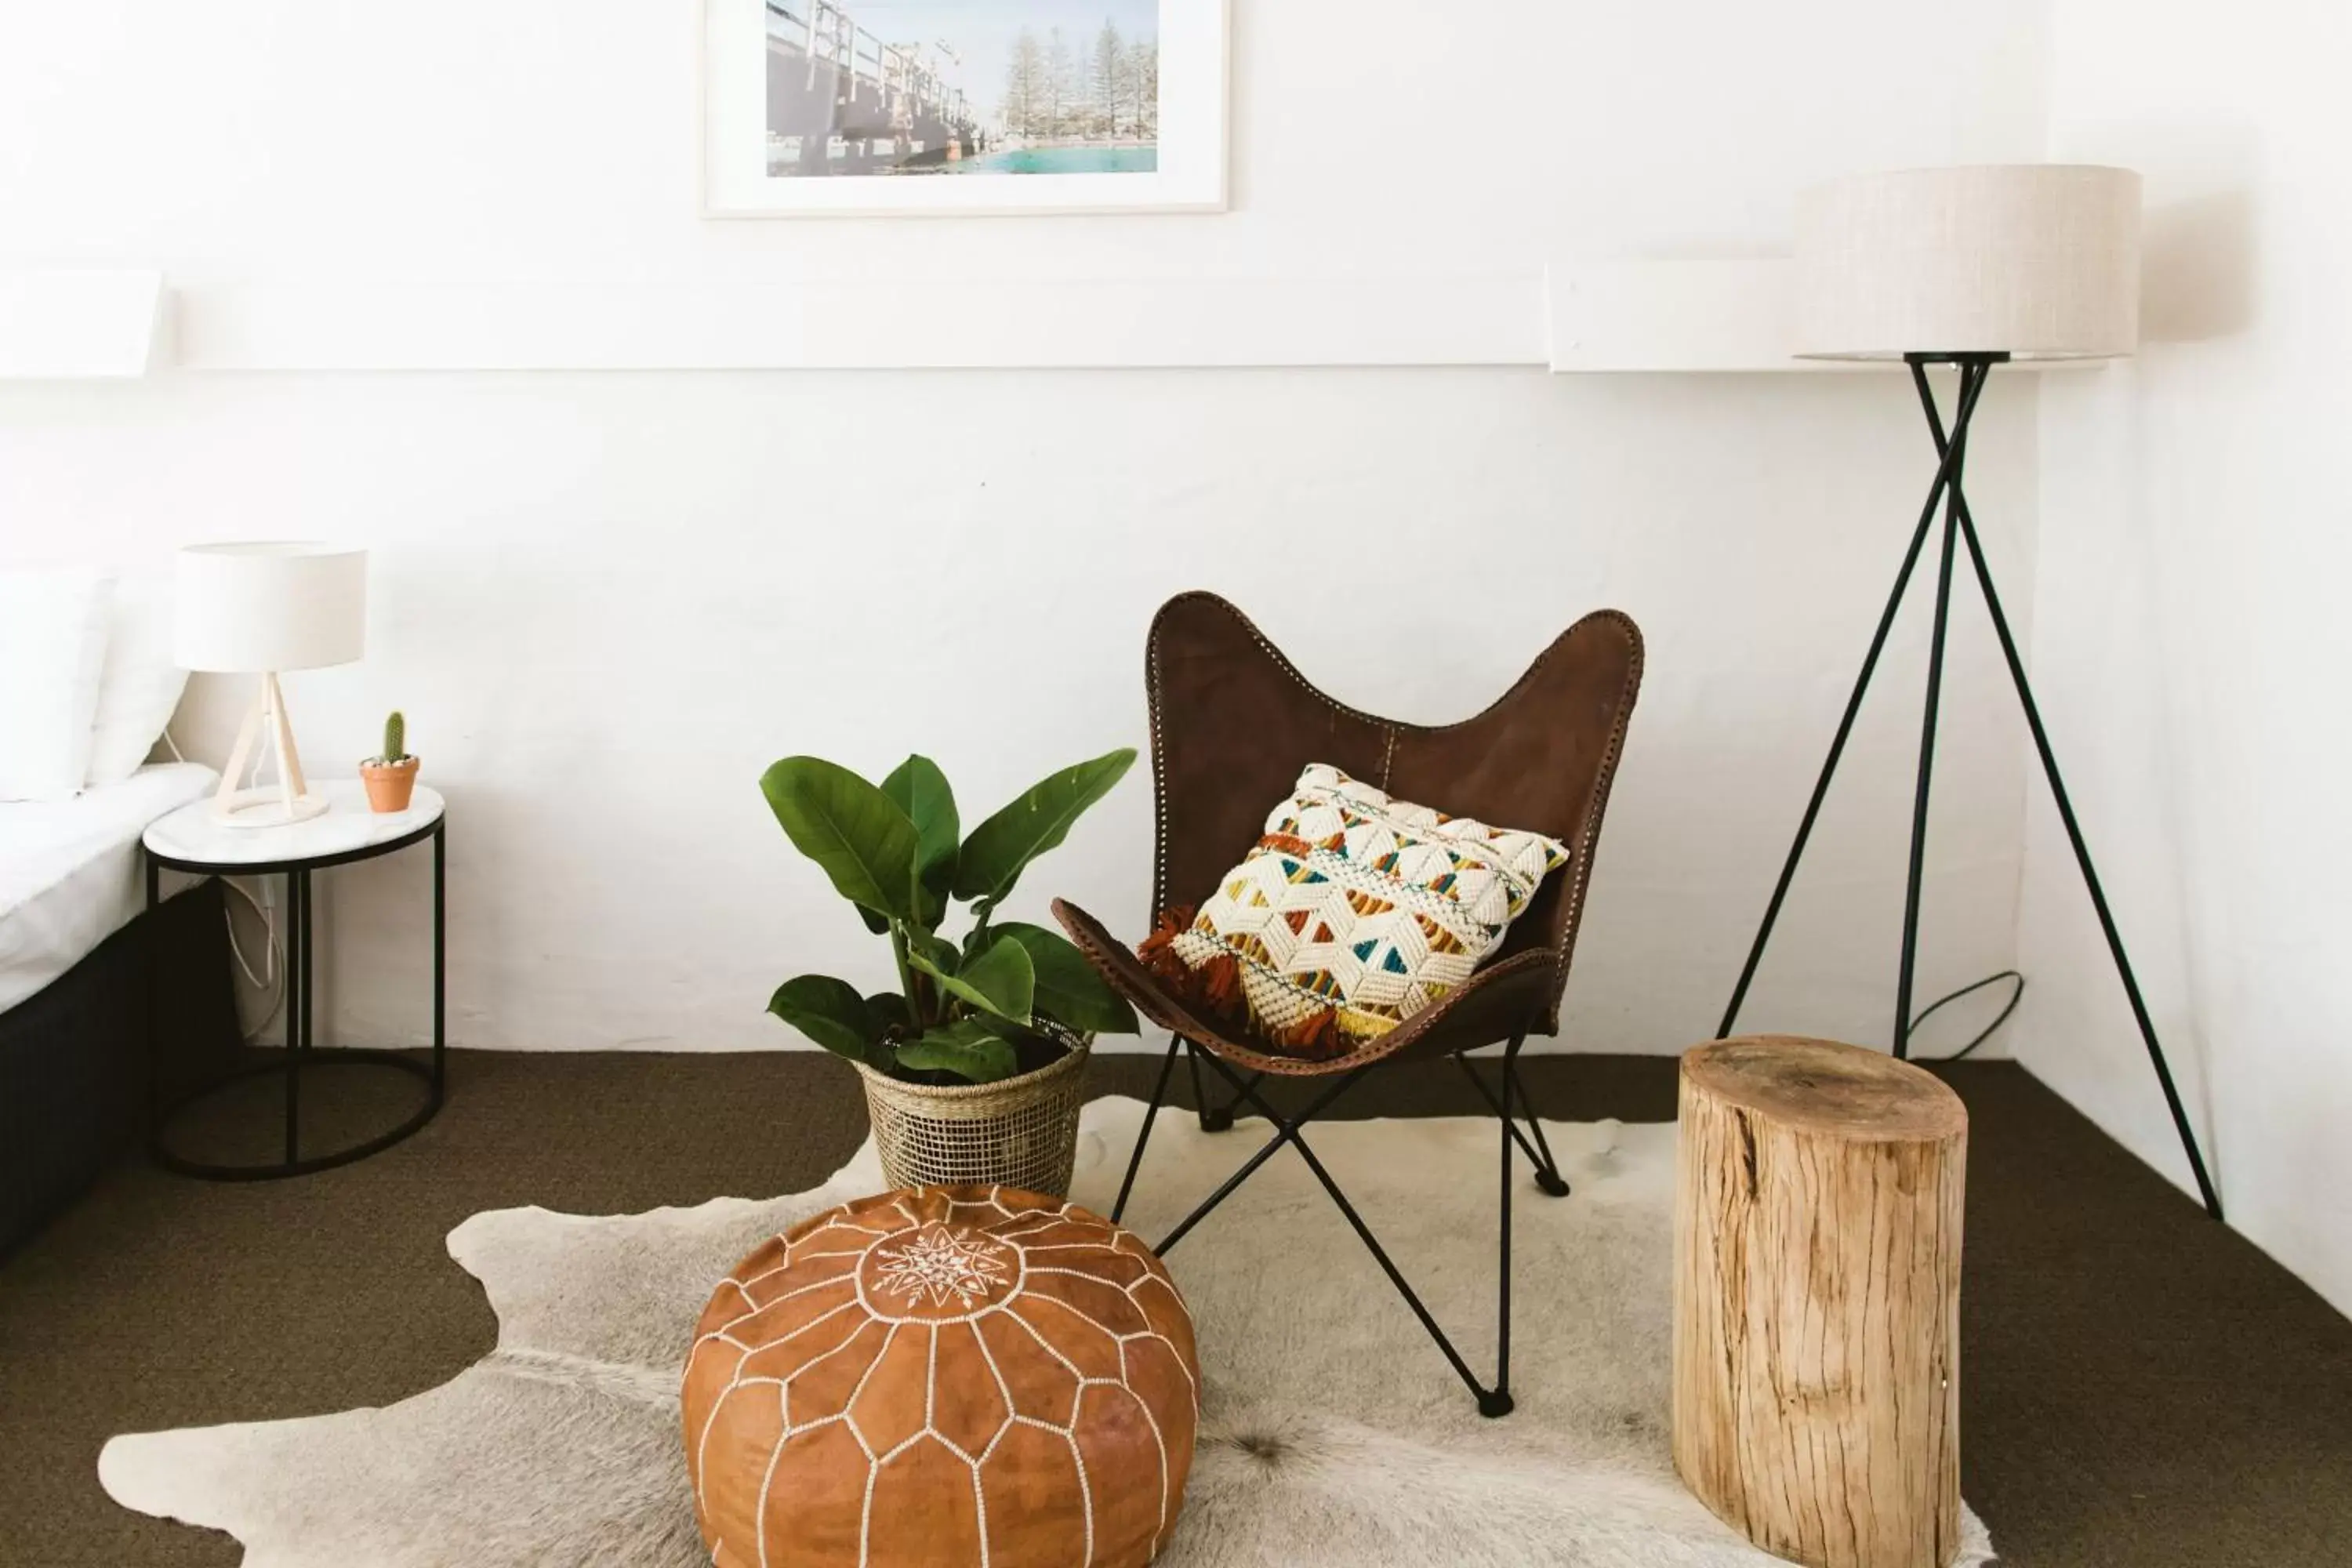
[
  {"xmin": 760, "ymin": 757, "xmax": 921, "ymax": 920},
  {"xmin": 865, "ymin": 991, "xmax": 913, "ymax": 1036},
  {"xmin": 893, "ymin": 1018, "xmax": 1020, "ymax": 1083},
  {"xmin": 767, "ymin": 975, "xmax": 887, "ymax": 1069},
  {"xmin": 906, "ymin": 932, "xmax": 1036, "ymax": 1024},
  {"xmin": 951, "ymin": 748, "xmax": 1138, "ymax": 907},
  {"xmin": 993, "ymin": 922, "xmax": 1138, "ymax": 1035},
  {"xmin": 881, "ymin": 755, "xmax": 959, "ymax": 913}
]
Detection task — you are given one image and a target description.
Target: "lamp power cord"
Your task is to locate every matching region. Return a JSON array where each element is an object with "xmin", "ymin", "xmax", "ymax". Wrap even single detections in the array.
[
  {"xmin": 1904, "ymin": 970, "xmax": 2026, "ymax": 1062},
  {"xmin": 160, "ymin": 728, "xmax": 287, "ymax": 1042}
]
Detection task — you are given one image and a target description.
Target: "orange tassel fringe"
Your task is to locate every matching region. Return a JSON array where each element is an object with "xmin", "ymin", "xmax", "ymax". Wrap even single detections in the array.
[
  {"xmin": 1136, "ymin": 905, "xmax": 1196, "ymax": 984},
  {"xmin": 1133, "ymin": 906, "xmax": 1349, "ymax": 1062},
  {"xmin": 1271, "ymin": 1008, "xmax": 1341, "ymax": 1058}
]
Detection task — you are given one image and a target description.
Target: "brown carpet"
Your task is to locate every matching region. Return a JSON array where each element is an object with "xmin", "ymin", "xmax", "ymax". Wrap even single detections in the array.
[{"xmin": 0, "ymin": 1051, "xmax": 2346, "ymax": 1566}]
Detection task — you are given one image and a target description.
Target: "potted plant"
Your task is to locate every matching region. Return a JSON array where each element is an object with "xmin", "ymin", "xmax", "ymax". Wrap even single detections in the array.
[
  {"xmin": 760, "ymin": 748, "xmax": 1141, "ymax": 1197},
  {"xmin": 360, "ymin": 710, "xmax": 419, "ymax": 812}
]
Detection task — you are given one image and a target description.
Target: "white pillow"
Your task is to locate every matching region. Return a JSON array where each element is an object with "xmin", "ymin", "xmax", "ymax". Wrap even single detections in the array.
[
  {"xmin": 85, "ymin": 574, "xmax": 190, "ymax": 786},
  {"xmin": 0, "ymin": 570, "xmax": 114, "ymax": 801}
]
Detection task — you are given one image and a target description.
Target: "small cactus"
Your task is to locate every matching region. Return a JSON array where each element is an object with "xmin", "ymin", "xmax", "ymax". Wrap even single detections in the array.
[{"xmin": 382, "ymin": 710, "xmax": 408, "ymax": 764}]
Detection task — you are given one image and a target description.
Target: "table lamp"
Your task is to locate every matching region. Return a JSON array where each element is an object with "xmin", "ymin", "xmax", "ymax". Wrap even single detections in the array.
[
  {"xmin": 174, "ymin": 542, "xmax": 367, "ymax": 829},
  {"xmin": 1715, "ymin": 165, "xmax": 2223, "ymax": 1220}
]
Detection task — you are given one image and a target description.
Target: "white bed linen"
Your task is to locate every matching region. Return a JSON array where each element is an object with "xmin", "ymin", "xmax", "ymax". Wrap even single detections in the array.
[{"xmin": 0, "ymin": 763, "xmax": 218, "ymax": 1014}]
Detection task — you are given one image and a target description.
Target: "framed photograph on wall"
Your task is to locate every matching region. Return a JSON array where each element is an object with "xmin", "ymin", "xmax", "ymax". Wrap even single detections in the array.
[{"xmin": 702, "ymin": 0, "xmax": 1229, "ymax": 217}]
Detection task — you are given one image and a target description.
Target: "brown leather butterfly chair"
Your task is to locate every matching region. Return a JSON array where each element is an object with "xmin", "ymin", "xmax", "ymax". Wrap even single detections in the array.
[{"xmin": 1053, "ymin": 592, "xmax": 1643, "ymax": 1417}]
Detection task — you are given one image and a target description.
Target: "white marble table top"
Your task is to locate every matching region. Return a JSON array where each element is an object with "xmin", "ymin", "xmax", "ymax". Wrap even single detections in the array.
[{"xmin": 143, "ymin": 780, "xmax": 445, "ymax": 869}]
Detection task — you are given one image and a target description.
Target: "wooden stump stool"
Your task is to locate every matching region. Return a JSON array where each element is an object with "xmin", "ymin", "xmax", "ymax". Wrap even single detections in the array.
[{"xmin": 1671, "ymin": 1036, "xmax": 1967, "ymax": 1568}]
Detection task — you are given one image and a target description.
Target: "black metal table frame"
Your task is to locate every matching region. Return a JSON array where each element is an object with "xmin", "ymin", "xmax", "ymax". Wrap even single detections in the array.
[
  {"xmin": 1714, "ymin": 351, "xmax": 2223, "ymax": 1220},
  {"xmin": 145, "ymin": 814, "xmax": 445, "ymax": 1181}
]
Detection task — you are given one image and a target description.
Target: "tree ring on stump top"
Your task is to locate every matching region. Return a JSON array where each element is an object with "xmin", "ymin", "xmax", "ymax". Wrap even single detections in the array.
[{"xmin": 1682, "ymin": 1036, "xmax": 1966, "ymax": 1142}]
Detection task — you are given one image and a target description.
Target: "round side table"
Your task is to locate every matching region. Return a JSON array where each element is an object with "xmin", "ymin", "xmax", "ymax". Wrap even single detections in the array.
[{"xmin": 143, "ymin": 781, "xmax": 446, "ymax": 1180}]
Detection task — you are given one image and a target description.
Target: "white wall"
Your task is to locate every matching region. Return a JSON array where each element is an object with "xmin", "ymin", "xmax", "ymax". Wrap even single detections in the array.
[
  {"xmin": 2021, "ymin": 2, "xmax": 2352, "ymax": 1313},
  {"xmin": 3, "ymin": 369, "xmax": 2042, "ymax": 1057},
  {"xmin": 1, "ymin": 1, "xmax": 2052, "ymax": 1057},
  {"xmin": 1, "ymin": 2, "xmax": 2047, "ymax": 342}
]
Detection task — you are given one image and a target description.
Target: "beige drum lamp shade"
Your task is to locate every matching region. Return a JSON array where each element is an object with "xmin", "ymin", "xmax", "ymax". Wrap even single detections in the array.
[
  {"xmin": 1793, "ymin": 165, "xmax": 2142, "ymax": 361},
  {"xmin": 175, "ymin": 542, "xmax": 367, "ymax": 673},
  {"xmin": 174, "ymin": 542, "xmax": 368, "ymax": 828}
]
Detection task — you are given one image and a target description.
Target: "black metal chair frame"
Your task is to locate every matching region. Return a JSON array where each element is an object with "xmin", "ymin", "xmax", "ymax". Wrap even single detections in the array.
[{"xmin": 1109, "ymin": 1026, "xmax": 1569, "ymax": 1420}]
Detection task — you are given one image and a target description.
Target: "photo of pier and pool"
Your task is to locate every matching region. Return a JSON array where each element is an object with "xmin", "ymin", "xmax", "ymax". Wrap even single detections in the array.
[{"xmin": 764, "ymin": 1, "xmax": 1160, "ymax": 177}]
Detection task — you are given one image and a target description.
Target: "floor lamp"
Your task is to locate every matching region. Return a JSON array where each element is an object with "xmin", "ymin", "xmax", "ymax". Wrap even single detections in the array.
[{"xmin": 1715, "ymin": 165, "xmax": 2223, "ymax": 1221}]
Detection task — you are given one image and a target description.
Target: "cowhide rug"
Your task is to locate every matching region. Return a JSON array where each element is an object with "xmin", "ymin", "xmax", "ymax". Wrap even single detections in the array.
[{"xmin": 101, "ymin": 1096, "xmax": 1993, "ymax": 1566}]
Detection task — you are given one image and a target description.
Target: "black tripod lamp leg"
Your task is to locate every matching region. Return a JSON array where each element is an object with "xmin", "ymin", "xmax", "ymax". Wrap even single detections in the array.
[
  {"xmin": 1717, "ymin": 364, "xmax": 1998, "ymax": 1040},
  {"xmin": 1911, "ymin": 364, "xmax": 2223, "ymax": 1219},
  {"xmin": 1893, "ymin": 359, "xmax": 1987, "ymax": 1058}
]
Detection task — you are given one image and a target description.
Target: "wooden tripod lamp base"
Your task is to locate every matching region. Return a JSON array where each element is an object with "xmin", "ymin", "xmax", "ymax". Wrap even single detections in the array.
[
  {"xmin": 176, "ymin": 541, "xmax": 369, "ymax": 832},
  {"xmin": 212, "ymin": 672, "xmax": 328, "ymax": 829}
]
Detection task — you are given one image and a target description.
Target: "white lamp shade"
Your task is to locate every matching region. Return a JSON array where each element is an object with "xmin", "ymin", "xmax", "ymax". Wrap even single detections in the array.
[
  {"xmin": 1794, "ymin": 165, "xmax": 2142, "ymax": 361},
  {"xmin": 174, "ymin": 543, "xmax": 368, "ymax": 673}
]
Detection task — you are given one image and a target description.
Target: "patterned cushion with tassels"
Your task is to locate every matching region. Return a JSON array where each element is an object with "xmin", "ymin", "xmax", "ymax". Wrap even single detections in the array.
[{"xmin": 1138, "ymin": 764, "xmax": 1570, "ymax": 1059}]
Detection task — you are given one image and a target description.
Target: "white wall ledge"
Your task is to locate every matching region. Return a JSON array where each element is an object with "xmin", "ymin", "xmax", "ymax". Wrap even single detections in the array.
[
  {"xmin": 3, "ymin": 267, "xmax": 2114, "ymax": 375},
  {"xmin": 0, "ymin": 269, "xmax": 169, "ymax": 378},
  {"xmin": 1548, "ymin": 260, "xmax": 1817, "ymax": 372},
  {"xmin": 174, "ymin": 277, "xmax": 1545, "ymax": 372},
  {"xmin": 1543, "ymin": 260, "xmax": 2107, "ymax": 373}
]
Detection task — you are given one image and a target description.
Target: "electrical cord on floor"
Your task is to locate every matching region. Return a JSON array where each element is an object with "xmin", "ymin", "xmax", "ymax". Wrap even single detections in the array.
[
  {"xmin": 1903, "ymin": 970, "xmax": 2027, "ymax": 1062},
  {"xmin": 160, "ymin": 728, "xmax": 287, "ymax": 1041}
]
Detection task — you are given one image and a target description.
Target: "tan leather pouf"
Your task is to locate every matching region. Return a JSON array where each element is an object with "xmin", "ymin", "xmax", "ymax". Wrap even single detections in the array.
[{"xmin": 683, "ymin": 1187, "xmax": 1200, "ymax": 1568}]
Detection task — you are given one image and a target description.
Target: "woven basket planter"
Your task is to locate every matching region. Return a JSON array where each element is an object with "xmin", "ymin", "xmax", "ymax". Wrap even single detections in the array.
[{"xmin": 853, "ymin": 1025, "xmax": 1092, "ymax": 1198}]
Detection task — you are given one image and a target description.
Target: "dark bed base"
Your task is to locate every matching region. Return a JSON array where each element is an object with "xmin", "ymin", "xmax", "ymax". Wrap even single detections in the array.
[{"xmin": 0, "ymin": 879, "xmax": 240, "ymax": 1258}]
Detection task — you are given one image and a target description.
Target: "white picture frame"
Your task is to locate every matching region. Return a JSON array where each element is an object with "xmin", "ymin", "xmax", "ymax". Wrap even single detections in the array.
[{"xmin": 701, "ymin": 0, "xmax": 1229, "ymax": 218}]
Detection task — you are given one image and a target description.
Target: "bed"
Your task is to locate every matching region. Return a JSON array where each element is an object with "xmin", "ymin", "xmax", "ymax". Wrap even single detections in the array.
[{"xmin": 2, "ymin": 764, "xmax": 240, "ymax": 1254}]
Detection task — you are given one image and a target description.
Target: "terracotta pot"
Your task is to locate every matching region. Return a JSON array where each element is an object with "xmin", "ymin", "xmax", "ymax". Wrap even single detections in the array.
[{"xmin": 360, "ymin": 757, "xmax": 419, "ymax": 812}]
